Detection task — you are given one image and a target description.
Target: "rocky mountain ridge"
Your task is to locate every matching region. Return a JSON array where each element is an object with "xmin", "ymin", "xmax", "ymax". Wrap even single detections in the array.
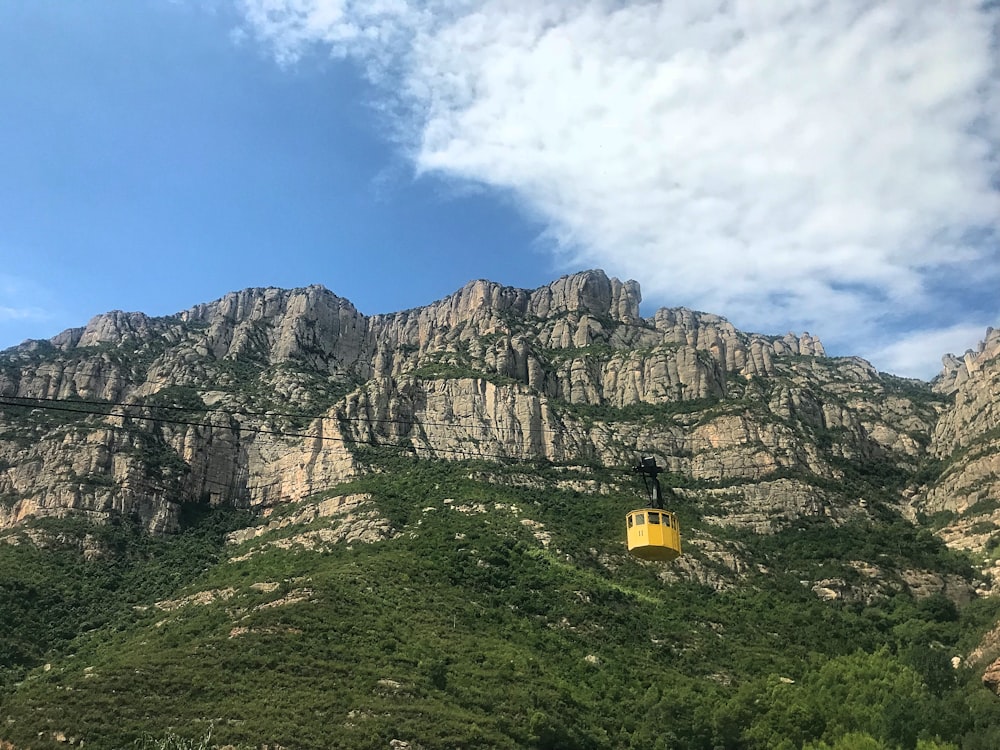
[
  {"xmin": 0, "ymin": 269, "xmax": 996, "ymax": 579},
  {"xmin": 6, "ymin": 269, "xmax": 1000, "ymax": 746}
]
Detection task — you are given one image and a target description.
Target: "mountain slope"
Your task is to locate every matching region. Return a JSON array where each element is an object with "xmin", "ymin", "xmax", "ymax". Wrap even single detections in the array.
[
  {"xmin": 2, "ymin": 459, "xmax": 999, "ymax": 749},
  {"xmin": 0, "ymin": 270, "xmax": 941, "ymax": 536},
  {"xmin": 1, "ymin": 269, "xmax": 1000, "ymax": 748}
]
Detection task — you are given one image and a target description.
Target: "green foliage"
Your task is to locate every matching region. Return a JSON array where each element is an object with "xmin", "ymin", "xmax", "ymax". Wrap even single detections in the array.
[
  {"xmin": 1, "ymin": 459, "xmax": 999, "ymax": 750},
  {"xmin": 879, "ymin": 374, "xmax": 948, "ymax": 410},
  {"xmin": 729, "ymin": 516, "xmax": 974, "ymax": 581},
  {"xmin": 912, "ymin": 457, "xmax": 945, "ymax": 487},
  {"xmin": 212, "ymin": 357, "xmax": 265, "ymax": 388},
  {"xmin": 411, "ymin": 360, "xmax": 518, "ymax": 385},
  {"xmin": 984, "ymin": 532, "xmax": 1000, "ymax": 561},
  {"xmin": 726, "ymin": 649, "xmax": 959, "ymax": 749},
  {"xmin": 0, "ymin": 396, "xmax": 111, "ymax": 436},
  {"xmin": 0, "ymin": 506, "xmax": 251, "ymax": 687},
  {"xmin": 541, "ymin": 342, "xmax": 616, "ymax": 366},
  {"xmin": 0, "ymin": 491, "xmax": 20, "ymax": 508},
  {"xmin": 918, "ymin": 510, "xmax": 957, "ymax": 530},
  {"xmin": 964, "ymin": 495, "xmax": 1000, "ymax": 516},
  {"xmin": 803, "ymin": 732, "xmax": 891, "ymax": 750},
  {"xmin": 132, "ymin": 727, "xmax": 217, "ymax": 750},
  {"xmin": 145, "ymin": 386, "xmax": 208, "ymax": 412},
  {"xmin": 969, "ymin": 520, "xmax": 998, "ymax": 535},
  {"xmin": 132, "ymin": 426, "xmax": 191, "ymax": 482},
  {"xmin": 551, "ymin": 396, "xmax": 722, "ymax": 429}
]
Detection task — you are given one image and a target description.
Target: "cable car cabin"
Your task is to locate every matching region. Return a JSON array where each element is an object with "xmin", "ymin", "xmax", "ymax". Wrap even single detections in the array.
[{"xmin": 626, "ymin": 509, "xmax": 681, "ymax": 562}]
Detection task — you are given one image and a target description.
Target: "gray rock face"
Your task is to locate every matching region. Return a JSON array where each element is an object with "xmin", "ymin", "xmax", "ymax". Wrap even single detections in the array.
[
  {"xmin": 935, "ymin": 327, "xmax": 1000, "ymax": 395},
  {"xmin": 178, "ymin": 285, "xmax": 371, "ymax": 371},
  {"xmin": 0, "ymin": 269, "xmax": 956, "ymax": 542},
  {"xmin": 909, "ymin": 327, "xmax": 1000, "ymax": 560}
]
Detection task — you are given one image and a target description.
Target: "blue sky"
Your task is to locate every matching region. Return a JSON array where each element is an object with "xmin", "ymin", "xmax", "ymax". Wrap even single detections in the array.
[{"xmin": 1, "ymin": 1, "xmax": 998, "ymax": 380}]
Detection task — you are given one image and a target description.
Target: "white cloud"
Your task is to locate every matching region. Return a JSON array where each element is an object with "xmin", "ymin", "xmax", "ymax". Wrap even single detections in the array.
[
  {"xmin": 236, "ymin": 0, "xmax": 425, "ymax": 67},
  {"xmin": 0, "ymin": 275, "xmax": 52, "ymax": 324},
  {"xmin": 238, "ymin": 0, "xmax": 1000, "ymax": 378},
  {"xmin": 0, "ymin": 306, "xmax": 43, "ymax": 322}
]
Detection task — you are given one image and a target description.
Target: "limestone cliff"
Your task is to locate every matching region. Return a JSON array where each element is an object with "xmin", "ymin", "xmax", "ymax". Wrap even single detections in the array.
[
  {"xmin": 912, "ymin": 328, "xmax": 1000, "ymax": 577},
  {"xmin": 0, "ymin": 270, "xmax": 962, "ymax": 546}
]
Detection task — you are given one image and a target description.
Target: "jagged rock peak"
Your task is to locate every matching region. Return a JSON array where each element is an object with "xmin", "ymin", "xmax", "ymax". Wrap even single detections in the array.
[
  {"xmin": 527, "ymin": 270, "xmax": 641, "ymax": 322},
  {"xmin": 172, "ymin": 284, "xmax": 367, "ymax": 367},
  {"xmin": 37, "ymin": 285, "xmax": 360, "ymax": 354},
  {"xmin": 50, "ymin": 310, "xmax": 157, "ymax": 350},
  {"xmin": 935, "ymin": 326, "xmax": 1000, "ymax": 394},
  {"xmin": 178, "ymin": 284, "xmax": 355, "ymax": 326},
  {"xmin": 397, "ymin": 269, "xmax": 642, "ymax": 325}
]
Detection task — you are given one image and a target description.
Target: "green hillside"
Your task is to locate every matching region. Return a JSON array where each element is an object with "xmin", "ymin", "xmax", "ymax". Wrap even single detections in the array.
[{"xmin": 2, "ymin": 455, "xmax": 999, "ymax": 749}]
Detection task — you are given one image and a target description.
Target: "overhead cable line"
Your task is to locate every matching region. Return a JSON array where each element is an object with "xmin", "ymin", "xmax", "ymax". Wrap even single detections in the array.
[
  {"xmin": 0, "ymin": 393, "xmax": 766, "ymax": 448},
  {"xmin": 0, "ymin": 393, "xmax": 810, "ymax": 454},
  {"xmin": 0, "ymin": 393, "xmax": 576, "ymax": 440},
  {"xmin": 0, "ymin": 397, "xmax": 553, "ymax": 463},
  {"xmin": 0, "ymin": 395, "xmax": 817, "ymax": 503}
]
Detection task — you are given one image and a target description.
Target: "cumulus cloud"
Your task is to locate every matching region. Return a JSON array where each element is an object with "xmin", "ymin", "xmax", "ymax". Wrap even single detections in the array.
[{"xmin": 237, "ymin": 0, "xmax": 1000, "ymax": 378}]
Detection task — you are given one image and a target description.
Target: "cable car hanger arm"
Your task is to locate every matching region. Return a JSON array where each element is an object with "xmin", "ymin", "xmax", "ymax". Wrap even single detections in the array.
[{"xmin": 632, "ymin": 455, "xmax": 664, "ymax": 510}]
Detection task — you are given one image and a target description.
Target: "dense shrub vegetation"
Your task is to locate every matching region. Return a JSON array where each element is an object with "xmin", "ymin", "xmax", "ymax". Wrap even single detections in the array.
[{"xmin": 1, "ymin": 459, "xmax": 999, "ymax": 749}]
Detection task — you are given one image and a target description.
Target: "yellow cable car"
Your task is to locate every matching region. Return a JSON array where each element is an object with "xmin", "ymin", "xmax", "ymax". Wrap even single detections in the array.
[
  {"xmin": 626, "ymin": 508, "xmax": 681, "ymax": 561},
  {"xmin": 626, "ymin": 456, "xmax": 682, "ymax": 562}
]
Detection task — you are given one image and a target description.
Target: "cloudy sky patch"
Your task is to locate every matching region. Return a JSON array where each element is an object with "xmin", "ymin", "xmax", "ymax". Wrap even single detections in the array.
[
  {"xmin": 240, "ymin": 0, "xmax": 1000, "ymax": 375},
  {"xmin": 0, "ymin": 2, "xmax": 995, "ymax": 378}
]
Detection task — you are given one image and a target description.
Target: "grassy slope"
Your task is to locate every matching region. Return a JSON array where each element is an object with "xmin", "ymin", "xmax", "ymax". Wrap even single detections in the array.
[{"xmin": 1, "ymin": 459, "xmax": 1000, "ymax": 749}]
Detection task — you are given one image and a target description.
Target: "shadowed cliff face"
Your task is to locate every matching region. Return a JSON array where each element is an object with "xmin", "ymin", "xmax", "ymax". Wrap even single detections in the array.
[{"xmin": 0, "ymin": 269, "xmax": 975, "ymax": 561}]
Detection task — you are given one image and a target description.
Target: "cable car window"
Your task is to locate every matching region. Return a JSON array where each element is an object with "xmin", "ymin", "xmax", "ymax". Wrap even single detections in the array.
[
  {"xmin": 627, "ymin": 515, "xmax": 633, "ymax": 528},
  {"xmin": 663, "ymin": 515, "xmax": 671, "ymax": 527},
  {"xmin": 648, "ymin": 512, "xmax": 660, "ymax": 524},
  {"xmin": 635, "ymin": 513, "xmax": 645, "ymax": 525}
]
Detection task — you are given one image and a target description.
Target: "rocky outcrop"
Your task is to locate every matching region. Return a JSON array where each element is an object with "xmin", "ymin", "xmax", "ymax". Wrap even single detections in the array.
[
  {"xmin": 910, "ymin": 327, "xmax": 1000, "ymax": 556},
  {"xmin": 811, "ymin": 576, "xmax": 893, "ymax": 606},
  {"xmin": 226, "ymin": 493, "xmax": 397, "ymax": 560},
  {"xmin": 0, "ymin": 425, "xmax": 184, "ymax": 533},
  {"xmin": 697, "ymin": 478, "xmax": 866, "ymax": 534},
  {"xmin": 935, "ymin": 327, "xmax": 1000, "ymax": 396},
  {"xmin": 967, "ymin": 621, "xmax": 1000, "ymax": 696},
  {"xmin": 179, "ymin": 285, "xmax": 371, "ymax": 372},
  {"xmin": 51, "ymin": 310, "xmax": 160, "ymax": 350},
  {"xmin": 983, "ymin": 659, "xmax": 1000, "ymax": 696},
  {"xmin": 0, "ymin": 269, "xmax": 972, "ymax": 544},
  {"xmin": 930, "ymin": 330, "xmax": 1000, "ymax": 456},
  {"xmin": 657, "ymin": 536, "xmax": 755, "ymax": 591}
]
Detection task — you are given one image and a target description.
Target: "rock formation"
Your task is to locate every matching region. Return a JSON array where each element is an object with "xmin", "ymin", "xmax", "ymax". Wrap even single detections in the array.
[
  {"xmin": 903, "ymin": 327, "xmax": 1000, "ymax": 579},
  {"xmin": 0, "ymin": 270, "xmax": 976, "ymax": 553}
]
